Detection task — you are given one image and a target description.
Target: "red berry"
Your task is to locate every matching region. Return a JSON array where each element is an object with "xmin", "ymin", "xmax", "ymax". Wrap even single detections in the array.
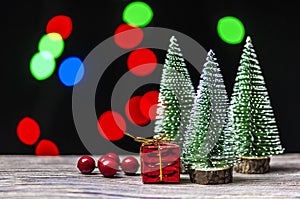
[
  {"xmin": 98, "ymin": 156, "xmax": 118, "ymax": 177},
  {"xmin": 98, "ymin": 155, "xmax": 107, "ymax": 163},
  {"xmin": 121, "ymin": 156, "xmax": 139, "ymax": 175},
  {"xmin": 105, "ymin": 152, "xmax": 120, "ymax": 165},
  {"xmin": 77, "ymin": 155, "xmax": 95, "ymax": 174}
]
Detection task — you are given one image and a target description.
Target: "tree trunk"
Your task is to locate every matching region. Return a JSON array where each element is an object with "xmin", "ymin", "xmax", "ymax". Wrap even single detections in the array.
[
  {"xmin": 189, "ymin": 166, "xmax": 233, "ymax": 185},
  {"xmin": 180, "ymin": 162, "xmax": 191, "ymax": 174},
  {"xmin": 235, "ymin": 156, "xmax": 270, "ymax": 174}
]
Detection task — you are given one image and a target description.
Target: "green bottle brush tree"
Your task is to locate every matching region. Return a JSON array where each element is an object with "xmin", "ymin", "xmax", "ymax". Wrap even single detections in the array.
[
  {"xmin": 154, "ymin": 36, "xmax": 195, "ymax": 161},
  {"xmin": 182, "ymin": 50, "xmax": 237, "ymax": 184},
  {"xmin": 227, "ymin": 36, "xmax": 284, "ymax": 174}
]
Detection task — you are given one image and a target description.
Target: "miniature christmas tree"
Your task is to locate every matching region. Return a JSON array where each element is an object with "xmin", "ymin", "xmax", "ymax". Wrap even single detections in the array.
[
  {"xmin": 228, "ymin": 36, "xmax": 284, "ymax": 174},
  {"xmin": 154, "ymin": 36, "xmax": 195, "ymax": 149},
  {"xmin": 183, "ymin": 50, "xmax": 236, "ymax": 184}
]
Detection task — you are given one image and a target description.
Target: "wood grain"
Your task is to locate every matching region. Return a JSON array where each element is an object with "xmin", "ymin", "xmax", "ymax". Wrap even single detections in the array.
[{"xmin": 0, "ymin": 153, "xmax": 299, "ymax": 198}]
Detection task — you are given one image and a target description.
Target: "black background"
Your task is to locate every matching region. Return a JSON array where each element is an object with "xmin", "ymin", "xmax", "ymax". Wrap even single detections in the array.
[{"xmin": 1, "ymin": 0, "xmax": 298, "ymax": 154}]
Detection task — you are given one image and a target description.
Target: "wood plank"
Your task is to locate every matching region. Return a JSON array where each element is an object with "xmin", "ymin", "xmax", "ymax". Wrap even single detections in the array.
[{"xmin": 0, "ymin": 153, "xmax": 299, "ymax": 198}]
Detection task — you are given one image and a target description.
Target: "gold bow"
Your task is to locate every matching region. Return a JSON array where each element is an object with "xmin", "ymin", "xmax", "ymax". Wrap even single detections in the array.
[
  {"xmin": 124, "ymin": 132, "xmax": 167, "ymax": 144},
  {"xmin": 124, "ymin": 132, "xmax": 169, "ymax": 182}
]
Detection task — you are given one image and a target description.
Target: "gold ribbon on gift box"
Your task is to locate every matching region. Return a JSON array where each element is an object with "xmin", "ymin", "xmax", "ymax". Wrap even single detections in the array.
[{"xmin": 124, "ymin": 132, "xmax": 169, "ymax": 182}]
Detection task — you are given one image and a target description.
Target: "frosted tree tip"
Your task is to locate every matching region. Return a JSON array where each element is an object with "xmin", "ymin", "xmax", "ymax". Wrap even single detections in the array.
[
  {"xmin": 170, "ymin": 35, "xmax": 177, "ymax": 42},
  {"xmin": 206, "ymin": 49, "xmax": 216, "ymax": 62},
  {"xmin": 246, "ymin": 36, "xmax": 252, "ymax": 43},
  {"xmin": 208, "ymin": 49, "xmax": 215, "ymax": 56}
]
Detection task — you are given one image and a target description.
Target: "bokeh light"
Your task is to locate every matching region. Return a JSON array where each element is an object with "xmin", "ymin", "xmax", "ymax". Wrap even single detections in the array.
[
  {"xmin": 98, "ymin": 111, "xmax": 126, "ymax": 141},
  {"xmin": 114, "ymin": 23, "xmax": 144, "ymax": 49},
  {"xmin": 35, "ymin": 139, "xmax": 60, "ymax": 156},
  {"xmin": 140, "ymin": 90, "xmax": 159, "ymax": 120},
  {"xmin": 122, "ymin": 1, "xmax": 153, "ymax": 27},
  {"xmin": 46, "ymin": 15, "xmax": 73, "ymax": 39},
  {"xmin": 30, "ymin": 51, "xmax": 56, "ymax": 80},
  {"xmin": 38, "ymin": 33, "xmax": 64, "ymax": 58},
  {"xmin": 217, "ymin": 16, "xmax": 245, "ymax": 44},
  {"xmin": 17, "ymin": 117, "xmax": 40, "ymax": 145},
  {"xmin": 125, "ymin": 96, "xmax": 150, "ymax": 126},
  {"xmin": 58, "ymin": 56, "xmax": 84, "ymax": 86},
  {"xmin": 127, "ymin": 48, "xmax": 157, "ymax": 76}
]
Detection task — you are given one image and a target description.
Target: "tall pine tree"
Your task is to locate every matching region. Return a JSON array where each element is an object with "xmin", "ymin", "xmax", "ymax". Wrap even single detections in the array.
[
  {"xmin": 154, "ymin": 36, "xmax": 195, "ymax": 151},
  {"xmin": 227, "ymin": 36, "xmax": 284, "ymax": 158},
  {"xmin": 182, "ymin": 50, "xmax": 236, "ymax": 169}
]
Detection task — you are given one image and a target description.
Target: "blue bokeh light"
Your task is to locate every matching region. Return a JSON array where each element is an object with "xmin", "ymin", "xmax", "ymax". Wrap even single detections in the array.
[{"xmin": 58, "ymin": 57, "xmax": 84, "ymax": 86}]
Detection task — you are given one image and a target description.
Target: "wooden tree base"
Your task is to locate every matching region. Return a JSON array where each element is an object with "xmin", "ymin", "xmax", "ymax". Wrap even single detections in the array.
[
  {"xmin": 189, "ymin": 166, "xmax": 233, "ymax": 185},
  {"xmin": 235, "ymin": 156, "xmax": 270, "ymax": 174}
]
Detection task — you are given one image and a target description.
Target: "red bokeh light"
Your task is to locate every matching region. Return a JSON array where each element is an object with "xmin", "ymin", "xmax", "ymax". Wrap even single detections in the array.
[
  {"xmin": 46, "ymin": 15, "xmax": 73, "ymax": 39},
  {"xmin": 17, "ymin": 117, "xmax": 40, "ymax": 145},
  {"xmin": 114, "ymin": 24, "xmax": 143, "ymax": 49},
  {"xmin": 35, "ymin": 139, "xmax": 60, "ymax": 156},
  {"xmin": 125, "ymin": 96, "xmax": 150, "ymax": 126},
  {"xmin": 98, "ymin": 111, "xmax": 126, "ymax": 141},
  {"xmin": 140, "ymin": 91, "xmax": 159, "ymax": 120},
  {"xmin": 127, "ymin": 48, "xmax": 157, "ymax": 76}
]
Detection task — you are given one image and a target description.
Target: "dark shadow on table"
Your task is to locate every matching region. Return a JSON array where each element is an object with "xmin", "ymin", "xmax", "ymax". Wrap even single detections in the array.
[
  {"xmin": 270, "ymin": 166, "xmax": 300, "ymax": 174},
  {"xmin": 232, "ymin": 176, "xmax": 264, "ymax": 184},
  {"xmin": 123, "ymin": 173, "xmax": 141, "ymax": 176},
  {"xmin": 180, "ymin": 178, "xmax": 191, "ymax": 184}
]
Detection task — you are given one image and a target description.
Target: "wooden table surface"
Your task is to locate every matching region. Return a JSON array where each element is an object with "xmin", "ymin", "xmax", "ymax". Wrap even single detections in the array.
[{"xmin": 0, "ymin": 153, "xmax": 299, "ymax": 198}]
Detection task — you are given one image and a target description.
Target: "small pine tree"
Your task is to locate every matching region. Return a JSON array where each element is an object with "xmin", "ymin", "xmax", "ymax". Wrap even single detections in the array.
[
  {"xmin": 154, "ymin": 36, "xmax": 195, "ymax": 150},
  {"xmin": 182, "ymin": 50, "xmax": 236, "ymax": 169},
  {"xmin": 227, "ymin": 36, "xmax": 284, "ymax": 157}
]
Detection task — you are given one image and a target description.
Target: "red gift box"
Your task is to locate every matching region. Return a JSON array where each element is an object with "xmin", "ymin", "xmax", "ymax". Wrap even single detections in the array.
[{"xmin": 140, "ymin": 142, "xmax": 180, "ymax": 183}]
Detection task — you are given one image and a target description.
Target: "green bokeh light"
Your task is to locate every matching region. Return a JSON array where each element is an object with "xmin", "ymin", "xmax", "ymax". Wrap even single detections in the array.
[
  {"xmin": 122, "ymin": 1, "xmax": 153, "ymax": 27},
  {"xmin": 38, "ymin": 33, "xmax": 64, "ymax": 58},
  {"xmin": 30, "ymin": 51, "xmax": 56, "ymax": 80},
  {"xmin": 217, "ymin": 16, "xmax": 245, "ymax": 44}
]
